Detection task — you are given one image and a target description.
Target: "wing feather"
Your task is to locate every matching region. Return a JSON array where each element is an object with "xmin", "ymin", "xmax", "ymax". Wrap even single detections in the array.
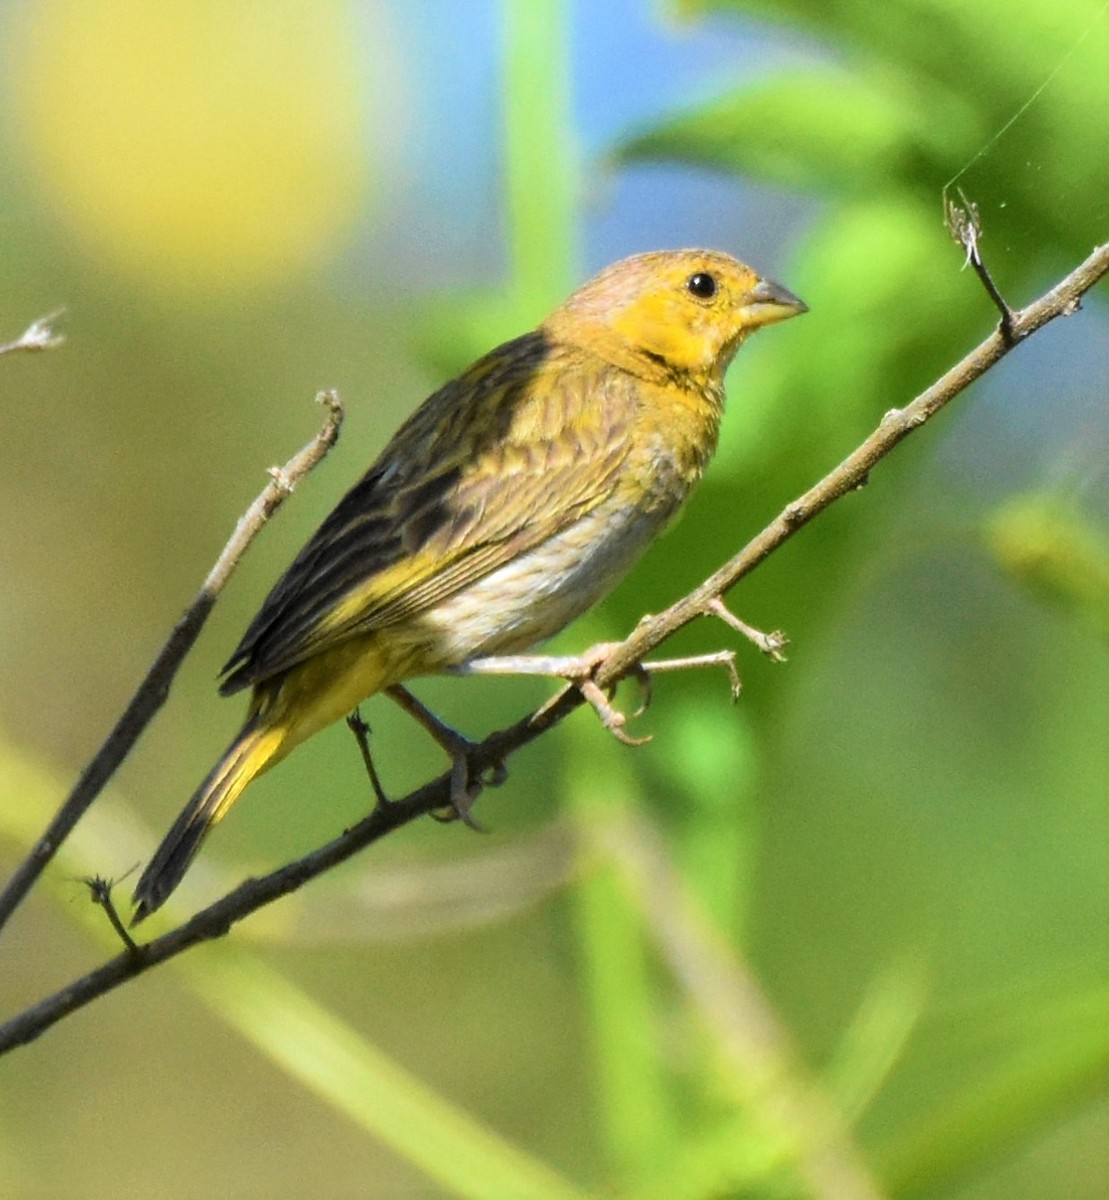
[{"xmin": 220, "ymin": 332, "xmax": 633, "ymax": 693}]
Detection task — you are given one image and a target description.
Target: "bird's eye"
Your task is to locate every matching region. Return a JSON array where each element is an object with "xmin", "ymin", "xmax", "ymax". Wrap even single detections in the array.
[{"xmin": 686, "ymin": 272, "xmax": 717, "ymax": 300}]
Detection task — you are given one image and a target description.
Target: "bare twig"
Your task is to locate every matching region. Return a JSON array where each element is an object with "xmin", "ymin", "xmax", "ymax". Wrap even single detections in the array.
[
  {"xmin": 0, "ymin": 310, "xmax": 66, "ymax": 355},
  {"xmin": 705, "ymin": 596, "xmax": 788, "ymax": 661},
  {"xmin": 345, "ymin": 709, "xmax": 390, "ymax": 809},
  {"xmin": 0, "ymin": 244, "xmax": 1104, "ymax": 1054},
  {"xmin": 0, "ymin": 391, "xmax": 344, "ymax": 935},
  {"xmin": 944, "ymin": 189, "xmax": 1016, "ymax": 341},
  {"xmin": 82, "ymin": 875, "xmax": 140, "ymax": 955}
]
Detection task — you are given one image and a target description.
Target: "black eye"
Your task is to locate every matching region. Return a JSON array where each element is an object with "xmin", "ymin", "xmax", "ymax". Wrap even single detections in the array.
[{"xmin": 686, "ymin": 272, "xmax": 717, "ymax": 299}]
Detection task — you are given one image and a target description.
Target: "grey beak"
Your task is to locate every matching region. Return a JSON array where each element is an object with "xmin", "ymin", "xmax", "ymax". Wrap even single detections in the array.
[{"xmin": 747, "ymin": 277, "xmax": 808, "ymax": 318}]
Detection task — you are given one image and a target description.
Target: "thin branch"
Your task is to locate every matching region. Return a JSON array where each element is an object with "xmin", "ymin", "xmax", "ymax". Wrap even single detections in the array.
[
  {"xmin": 83, "ymin": 875, "xmax": 140, "ymax": 954},
  {"xmin": 0, "ymin": 391, "xmax": 344, "ymax": 935},
  {"xmin": 0, "ymin": 310, "xmax": 66, "ymax": 355},
  {"xmin": 0, "ymin": 244, "xmax": 1105, "ymax": 1055},
  {"xmin": 944, "ymin": 189, "xmax": 1016, "ymax": 341}
]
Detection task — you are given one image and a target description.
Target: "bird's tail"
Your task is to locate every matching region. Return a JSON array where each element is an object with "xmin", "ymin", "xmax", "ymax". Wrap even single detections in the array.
[{"xmin": 132, "ymin": 717, "xmax": 285, "ymax": 923}]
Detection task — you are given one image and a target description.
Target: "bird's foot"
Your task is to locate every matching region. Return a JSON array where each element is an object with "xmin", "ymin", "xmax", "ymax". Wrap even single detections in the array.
[{"xmin": 384, "ymin": 685, "xmax": 506, "ymax": 828}]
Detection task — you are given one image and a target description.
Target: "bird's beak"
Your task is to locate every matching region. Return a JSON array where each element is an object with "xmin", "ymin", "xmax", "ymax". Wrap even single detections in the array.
[{"xmin": 738, "ymin": 277, "xmax": 808, "ymax": 328}]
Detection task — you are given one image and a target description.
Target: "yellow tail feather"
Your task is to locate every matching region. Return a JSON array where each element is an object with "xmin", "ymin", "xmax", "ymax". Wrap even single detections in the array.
[
  {"xmin": 133, "ymin": 633, "xmax": 405, "ymax": 924},
  {"xmin": 132, "ymin": 719, "xmax": 285, "ymax": 923}
]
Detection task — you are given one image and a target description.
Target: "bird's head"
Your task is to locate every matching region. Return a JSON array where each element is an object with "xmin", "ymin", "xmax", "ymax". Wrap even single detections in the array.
[{"xmin": 546, "ymin": 249, "xmax": 807, "ymax": 385}]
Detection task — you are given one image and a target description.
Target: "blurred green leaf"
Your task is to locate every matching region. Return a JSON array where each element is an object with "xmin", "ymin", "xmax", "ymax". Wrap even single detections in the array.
[
  {"xmin": 650, "ymin": 700, "xmax": 761, "ymax": 943},
  {"xmin": 503, "ymin": 0, "xmax": 578, "ymax": 307},
  {"xmin": 628, "ymin": 1108, "xmax": 797, "ymax": 1200},
  {"xmin": 879, "ymin": 981, "xmax": 1109, "ymax": 1198},
  {"xmin": 563, "ymin": 717, "xmax": 681, "ymax": 1185},
  {"xmin": 193, "ymin": 950, "xmax": 597, "ymax": 1200},
  {"xmin": 823, "ymin": 959, "xmax": 928, "ymax": 1123},
  {"xmin": 614, "ymin": 68, "xmax": 969, "ymax": 193},
  {"xmin": 987, "ymin": 494, "xmax": 1109, "ymax": 641},
  {"xmin": 670, "ymin": 0, "xmax": 1108, "ymax": 261}
]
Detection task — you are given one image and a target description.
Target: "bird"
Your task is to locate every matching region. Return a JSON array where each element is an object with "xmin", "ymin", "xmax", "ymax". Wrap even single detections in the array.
[{"xmin": 132, "ymin": 249, "xmax": 806, "ymax": 921}]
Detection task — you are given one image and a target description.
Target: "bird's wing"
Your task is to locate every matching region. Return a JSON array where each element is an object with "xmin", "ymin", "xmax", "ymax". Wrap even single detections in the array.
[{"xmin": 219, "ymin": 333, "xmax": 632, "ymax": 693}]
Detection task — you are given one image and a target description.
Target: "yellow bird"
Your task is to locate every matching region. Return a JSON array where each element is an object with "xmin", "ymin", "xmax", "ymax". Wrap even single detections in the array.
[{"xmin": 132, "ymin": 249, "xmax": 806, "ymax": 920}]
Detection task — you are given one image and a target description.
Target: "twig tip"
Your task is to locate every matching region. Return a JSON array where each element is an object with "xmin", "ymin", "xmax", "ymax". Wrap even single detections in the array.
[
  {"xmin": 80, "ymin": 872, "xmax": 141, "ymax": 954},
  {"xmin": 0, "ymin": 309, "xmax": 67, "ymax": 355}
]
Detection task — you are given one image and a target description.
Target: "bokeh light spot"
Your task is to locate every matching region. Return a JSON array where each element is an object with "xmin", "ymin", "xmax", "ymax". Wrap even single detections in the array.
[{"xmin": 2, "ymin": 0, "xmax": 379, "ymax": 294}]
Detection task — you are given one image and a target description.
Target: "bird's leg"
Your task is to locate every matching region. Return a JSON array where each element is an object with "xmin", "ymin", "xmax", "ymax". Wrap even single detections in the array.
[
  {"xmin": 384, "ymin": 684, "xmax": 505, "ymax": 829},
  {"xmin": 704, "ymin": 597, "xmax": 789, "ymax": 662},
  {"xmin": 345, "ymin": 708, "xmax": 390, "ymax": 810}
]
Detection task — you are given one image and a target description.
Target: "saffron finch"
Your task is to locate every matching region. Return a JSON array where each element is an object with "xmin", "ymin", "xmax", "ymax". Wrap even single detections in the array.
[{"xmin": 133, "ymin": 249, "xmax": 806, "ymax": 920}]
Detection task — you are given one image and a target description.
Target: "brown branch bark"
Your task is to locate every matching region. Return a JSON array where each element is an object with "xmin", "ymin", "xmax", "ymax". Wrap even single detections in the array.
[
  {"xmin": 0, "ymin": 243, "xmax": 1105, "ymax": 1055},
  {"xmin": 0, "ymin": 391, "xmax": 344, "ymax": 934}
]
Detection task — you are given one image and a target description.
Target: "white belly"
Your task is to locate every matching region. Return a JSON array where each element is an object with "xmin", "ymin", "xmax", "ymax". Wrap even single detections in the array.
[{"xmin": 413, "ymin": 500, "xmax": 668, "ymax": 664}]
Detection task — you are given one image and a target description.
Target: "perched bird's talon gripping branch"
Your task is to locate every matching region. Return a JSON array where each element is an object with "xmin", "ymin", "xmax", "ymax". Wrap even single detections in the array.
[
  {"xmin": 130, "ymin": 249, "xmax": 807, "ymax": 921},
  {"xmin": 576, "ymin": 677, "xmax": 653, "ymax": 747}
]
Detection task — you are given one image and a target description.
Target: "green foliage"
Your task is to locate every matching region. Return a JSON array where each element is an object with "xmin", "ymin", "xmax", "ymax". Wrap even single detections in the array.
[
  {"xmin": 880, "ymin": 979, "xmax": 1109, "ymax": 1197},
  {"xmin": 615, "ymin": 67, "xmax": 968, "ymax": 194},
  {"xmin": 669, "ymin": 0, "xmax": 1107, "ymax": 258}
]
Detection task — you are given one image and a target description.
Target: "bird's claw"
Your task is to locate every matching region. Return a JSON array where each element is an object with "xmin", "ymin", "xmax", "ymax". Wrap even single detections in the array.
[
  {"xmin": 578, "ymin": 677, "xmax": 652, "ymax": 747},
  {"xmin": 624, "ymin": 663, "xmax": 652, "ymax": 718},
  {"xmin": 430, "ymin": 740, "xmax": 508, "ymax": 830},
  {"xmin": 384, "ymin": 684, "xmax": 503, "ymax": 829}
]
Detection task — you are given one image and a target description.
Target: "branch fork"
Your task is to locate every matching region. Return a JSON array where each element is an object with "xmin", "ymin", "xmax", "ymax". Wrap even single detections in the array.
[{"xmin": 704, "ymin": 596, "xmax": 789, "ymax": 662}]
